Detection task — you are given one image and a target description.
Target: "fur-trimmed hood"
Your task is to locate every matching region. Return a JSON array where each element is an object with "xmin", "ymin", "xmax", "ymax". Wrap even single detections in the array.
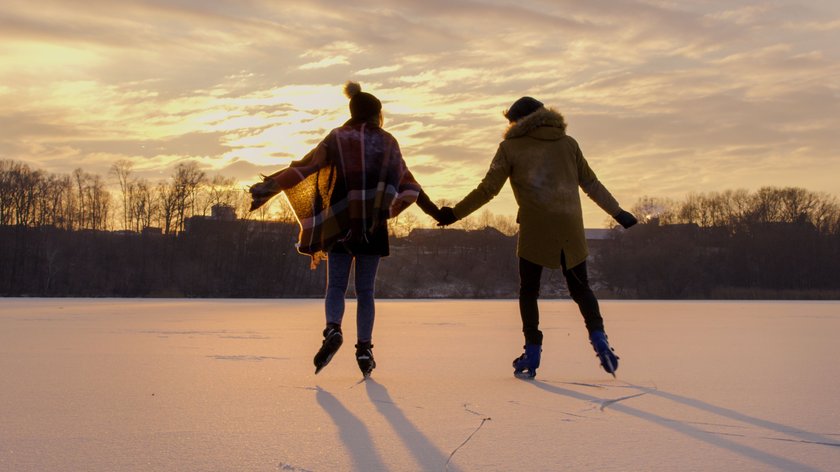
[{"xmin": 504, "ymin": 107, "xmax": 567, "ymax": 139}]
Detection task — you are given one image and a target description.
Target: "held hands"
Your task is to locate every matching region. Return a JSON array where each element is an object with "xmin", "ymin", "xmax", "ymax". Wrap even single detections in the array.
[
  {"xmin": 436, "ymin": 207, "xmax": 459, "ymax": 227},
  {"xmin": 613, "ymin": 209, "xmax": 638, "ymax": 229},
  {"xmin": 414, "ymin": 191, "xmax": 458, "ymax": 227}
]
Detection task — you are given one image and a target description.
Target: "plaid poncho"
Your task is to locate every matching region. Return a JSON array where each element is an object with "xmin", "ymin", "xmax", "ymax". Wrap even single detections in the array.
[{"xmin": 249, "ymin": 122, "xmax": 421, "ymax": 268}]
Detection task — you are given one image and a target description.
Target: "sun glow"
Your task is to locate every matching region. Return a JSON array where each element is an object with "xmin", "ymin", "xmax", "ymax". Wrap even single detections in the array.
[{"xmin": 209, "ymin": 85, "xmax": 350, "ymax": 170}]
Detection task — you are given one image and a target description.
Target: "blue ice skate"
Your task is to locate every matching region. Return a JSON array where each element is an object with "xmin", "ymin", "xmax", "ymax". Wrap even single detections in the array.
[
  {"xmin": 589, "ymin": 331, "xmax": 619, "ymax": 377},
  {"xmin": 512, "ymin": 344, "xmax": 542, "ymax": 379}
]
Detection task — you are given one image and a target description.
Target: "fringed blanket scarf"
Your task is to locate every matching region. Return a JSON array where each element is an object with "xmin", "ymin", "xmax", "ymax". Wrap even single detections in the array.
[{"xmin": 249, "ymin": 122, "xmax": 420, "ymax": 267}]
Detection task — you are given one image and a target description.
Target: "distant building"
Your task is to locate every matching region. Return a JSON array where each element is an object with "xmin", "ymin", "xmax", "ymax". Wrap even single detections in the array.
[
  {"xmin": 182, "ymin": 205, "xmax": 301, "ymax": 240},
  {"xmin": 184, "ymin": 204, "xmax": 237, "ymax": 233},
  {"xmin": 403, "ymin": 226, "xmax": 512, "ymax": 246},
  {"xmin": 211, "ymin": 204, "xmax": 236, "ymax": 221}
]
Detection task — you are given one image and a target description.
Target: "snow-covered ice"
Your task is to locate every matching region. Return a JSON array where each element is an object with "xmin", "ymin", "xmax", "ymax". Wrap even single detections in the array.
[{"xmin": 1, "ymin": 299, "xmax": 839, "ymax": 471}]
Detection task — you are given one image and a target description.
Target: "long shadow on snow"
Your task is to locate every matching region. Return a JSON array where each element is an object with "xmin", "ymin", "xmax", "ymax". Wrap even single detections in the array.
[
  {"xmin": 315, "ymin": 386, "xmax": 388, "ymax": 471},
  {"xmin": 365, "ymin": 378, "xmax": 463, "ymax": 472},
  {"xmin": 529, "ymin": 380, "xmax": 826, "ymax": 472},
  {"xmin": 625, "ymin": 384, "xmax": 840, "ymax": 447}
]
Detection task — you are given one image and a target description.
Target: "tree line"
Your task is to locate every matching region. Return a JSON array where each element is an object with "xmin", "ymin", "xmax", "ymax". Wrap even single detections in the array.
[
  {"xmin": 0, "ymin": 159, "xmax": 255, "ymax": 234},
  {"xmin": 595, "ymin": 187, "xmax": 840, "ymax": 299},
  {"xmin": 0, "ymin": 159, "xmax": 441, "ymax": 236},
  {"xmin": 2, "ymin": 158, "xmax": 839, "ymax": 299}
]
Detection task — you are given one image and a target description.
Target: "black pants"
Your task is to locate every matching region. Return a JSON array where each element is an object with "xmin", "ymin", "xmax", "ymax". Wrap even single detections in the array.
[{"xmin": 518, "ymin": 255, "xmax": 605, "ymax": 345}]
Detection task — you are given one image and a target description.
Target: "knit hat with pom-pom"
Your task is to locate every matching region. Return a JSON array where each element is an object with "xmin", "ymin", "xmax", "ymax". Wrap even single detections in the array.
[{"xmin": 344, "ymin": 81, "xmax": 382, "ymax": 121}]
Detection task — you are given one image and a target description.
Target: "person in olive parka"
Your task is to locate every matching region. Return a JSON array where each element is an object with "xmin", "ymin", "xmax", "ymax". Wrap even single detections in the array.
[{"xmin": 438, "ymin": 97, "xmax": 638, "ymax": 378}]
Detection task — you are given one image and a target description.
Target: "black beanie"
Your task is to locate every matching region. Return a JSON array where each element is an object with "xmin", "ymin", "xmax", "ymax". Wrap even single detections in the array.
[
  {"xmin": 504, "ymin": 96, "xmax": 544, "ymax": 122},
  {"xmin": 344, "ymin": 81, "xmax": 381, "ymax": 121}
]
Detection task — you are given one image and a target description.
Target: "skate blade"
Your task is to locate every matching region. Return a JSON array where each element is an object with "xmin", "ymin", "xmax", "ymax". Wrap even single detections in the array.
[
  {"xmin": 601, "ymin": 355, "xmax": 617, "ymax": 378},
  {"xmin": 314, "ymin": 353, "xmax": 336, "ymax": 374},
  {"xmin": 514, "ymin": 370, "xmax": 536, "ymax": 380}
]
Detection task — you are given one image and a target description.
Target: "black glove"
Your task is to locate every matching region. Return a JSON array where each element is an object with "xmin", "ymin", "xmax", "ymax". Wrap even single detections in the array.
[
  {"xmin": 613, "ymin": 209, "xmax": 638, "ymax": 229},
  {"xmin": 437, "ymin": 207, "xmax": 458, "ymax": 226},
  {"xmin": 248, "ymin": 178, "xmax": 281, "ymax": 212},
  {"xmin": 249, "ymin": 179, "xmax": 279, "ymax": 199}
]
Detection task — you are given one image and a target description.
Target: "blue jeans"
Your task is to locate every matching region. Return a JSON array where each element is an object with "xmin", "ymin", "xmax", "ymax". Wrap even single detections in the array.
[{"xmin": 325, "ymin": 252, "xmax": 380, "ymax": 343}]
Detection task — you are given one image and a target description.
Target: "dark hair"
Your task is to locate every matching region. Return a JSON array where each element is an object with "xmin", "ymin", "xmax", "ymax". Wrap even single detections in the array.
[{"xmin": 504, "ymin": 96, "xmax": 544, "ymax": 122}]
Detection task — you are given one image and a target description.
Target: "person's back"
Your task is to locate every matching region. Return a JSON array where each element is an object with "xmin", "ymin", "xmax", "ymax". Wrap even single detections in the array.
[
  {"xmin": 325, "ymin": 120, "xmax": 405, "ymax": 255},
  {"xmin": 500, "ymin": 108, "xmax": 590, "ymax": 222},
  {"xmin": 248, "ymin": 81, "xmax": 441, "ymax": 378},
  {"xmin": 451, "ymin": 103, "xmax": 619, "ymax": 271},
  {"xmin": 440, "ymin": 96, "xmax": 638, "ymax": 378},
  {"xmin": 327, "ymin": 121, "xmax": 404, "ymax": 212}
]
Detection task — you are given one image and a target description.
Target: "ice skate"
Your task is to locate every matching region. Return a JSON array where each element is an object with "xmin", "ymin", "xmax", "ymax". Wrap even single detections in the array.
[
  {"xmin": 313, "ymin": 324, "xmax": 343, "ymax": 374},
  {"xmin": 355, "ymin": 341, "xmax": 376, "ymax": 378},
  {"xmin": 512, "ymin": 344, "xmax": 542, "ymax": 379},
  {"xmin": 589, "ymin": 331, "xmax": 619, "ymax": 377}
]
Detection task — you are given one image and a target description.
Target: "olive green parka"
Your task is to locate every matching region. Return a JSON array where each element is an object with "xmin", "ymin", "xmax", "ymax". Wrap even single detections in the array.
[{"xmin": 452, "ymin": 107, "xmax": 622, "ymax": 269}]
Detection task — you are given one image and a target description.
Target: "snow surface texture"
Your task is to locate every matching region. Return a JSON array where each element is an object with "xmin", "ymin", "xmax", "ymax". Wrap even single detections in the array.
[{"xmin": 1, "ymin": 299, "xmax": 839, "ymax": 471}]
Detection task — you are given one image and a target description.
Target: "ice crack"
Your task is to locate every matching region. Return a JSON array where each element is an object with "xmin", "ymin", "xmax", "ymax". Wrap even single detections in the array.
[{"xmin": 445, "ymin": 415, "xmax": 491, "ymax": 471}]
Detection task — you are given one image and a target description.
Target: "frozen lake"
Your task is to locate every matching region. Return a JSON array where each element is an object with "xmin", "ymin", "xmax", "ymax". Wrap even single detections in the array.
[{"xmin": 1, "ymin": 299, "xmax": 839, "ymax": 471}]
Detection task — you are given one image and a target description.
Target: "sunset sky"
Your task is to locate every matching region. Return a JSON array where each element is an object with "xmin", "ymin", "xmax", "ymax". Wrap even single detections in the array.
[{"xmin": 2, "ymin": 0, "xmax": 839, "ymax": 226}]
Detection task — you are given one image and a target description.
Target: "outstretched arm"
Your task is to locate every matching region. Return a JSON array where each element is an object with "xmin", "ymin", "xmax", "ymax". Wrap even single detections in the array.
[
  {"xmin": 580, "ymin": 177, "xmax": 620, "ymax": 216},
  {"xmin": 415, "ymin": 190, "xmax": 441, "ymax": 220},
  {"xmin": 449, "ymin": 145, "xmax": 511, "ymax": 221},
  {"xmin": 249, "ymin": 141, "xmax": 329, "ymax": 211},
  {"xmin": 574, "ymin": 140, "xmax": 637, "ymax": 228}
]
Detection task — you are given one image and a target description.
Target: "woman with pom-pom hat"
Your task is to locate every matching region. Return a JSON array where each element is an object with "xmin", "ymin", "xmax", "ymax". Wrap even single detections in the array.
[{"xmin": 249, "ymin": 82, "xmax": 442, "ymax": 377}]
